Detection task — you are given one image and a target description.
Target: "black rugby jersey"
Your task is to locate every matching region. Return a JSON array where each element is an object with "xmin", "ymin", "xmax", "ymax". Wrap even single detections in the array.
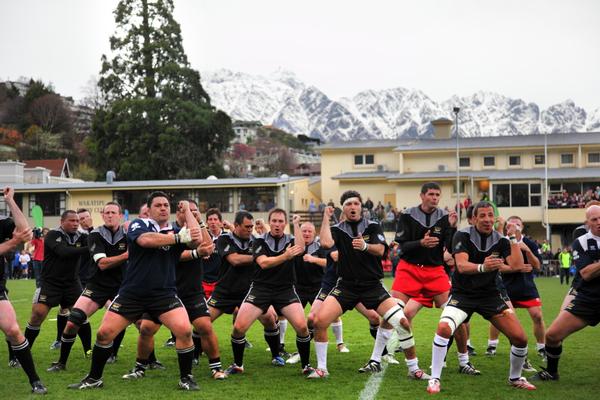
[
  {"xmin": 321, "ymin": 247, "xmax": 339, "ymax": 290},
  {"xmin": 570, "ymin": 224, "xmax": 589, "ymax": 289},
  {"xmin": 79, "ymin": 227, "xmax": 95, "ymax": 285},
  {"xmin": 502, "ymin": 236, "xmax": 542, "ymax": 301},
  {"xmin": 216, "ymin": 232, "xmax": 255, "ymax": 295},
  {"xmin": 451, "ymin": 226, "xmax": 511, "ymax": 296},
  {"xmin": 173, "ymin": 221, "xmax": 204, "ymax": 298},
  {"xmin": 119, "ymin": 218, "xmax": 186, "ymax": 299},
  {"xmin": 571, "ymin": 232, "xmax": 600, "ymax": 302},
  {"xmin": 88, "ymin": 225, "xmax": 128, "ymax": 289},
  {"xmin": 202, "ymin": 230, "xmax": 223, "ymax": 283},
  {"xmin": 295, "ymin": 239, "xmax": 328, "ymax": 289},
  {"xmin": 252, "ymin": 232, "xmax": 296, "ymax": 288},
  {"xmin": 396, "ymin": 206, "xmax": 455, "ymax": 266},
  {"xmin": 41, "ymin": 227, "xmax": 88, "ymax": 286},
  {"xmin": 331, "ymin": 218, "xmax": 388, "ymax": 282},
  {"xmin": 0, "ymin": 218, "xmax": 15, "ymax": 289}
]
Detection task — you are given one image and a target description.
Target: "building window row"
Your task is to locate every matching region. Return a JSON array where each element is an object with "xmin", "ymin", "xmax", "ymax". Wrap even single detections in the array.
[
  {"xmin": 493, "ymin": 183, "xmax": 541, "ymax": 207},
  {"xmin": 354, "ymin": 154, "xmax": 374, "ymax": 165}
]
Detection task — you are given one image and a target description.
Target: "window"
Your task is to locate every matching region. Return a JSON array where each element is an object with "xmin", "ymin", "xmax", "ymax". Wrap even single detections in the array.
[
  {"xmin": 0, "ymin": 193, "xmax": 23, "ymax": 216},
  {"xmin": 493, "ymin": 183, "xmax": 542, "ymax": 207},
  {"xmin": 561, "ymin": 153, "xmax": 574, "ymax": 164},
  {"xmin": 196, "ymin": 189, "xmax": 233, "ymax": 213},
  {"xmin": 239, "ymin": 187, "xmax": 277, "ymax": 212},
  {"xmin": 509, "ymin": 155, "xmax": 521, "ymax": 166},
  {"xmin": 588, "ymin": 153, "xmax": 600, "ymax": 164},
  {"xmin": 534, "ymin": 154, "xmax": 545, "ymax": 165},
  {"xmin": 483, "ymin": 156, "xmax": 495, "ymax": 167},
  {"xmin": 354, "ymin": 154, "xmax": 374, "ymax": 165},
  {"xmin": 459, "ymin": 157, "xmax": 470, "ymax": 167},
  {"xmin": 29, "ymin": 192, "xmax": 65, "ymax": 217}
]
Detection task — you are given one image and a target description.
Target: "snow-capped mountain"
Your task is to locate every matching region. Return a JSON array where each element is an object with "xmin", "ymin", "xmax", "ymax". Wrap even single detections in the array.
[{"xmin": 202, "ymin": 69, "xmax": 598, "ymax": 141}]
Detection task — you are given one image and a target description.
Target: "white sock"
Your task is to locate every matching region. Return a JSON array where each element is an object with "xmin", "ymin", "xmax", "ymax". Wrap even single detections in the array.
[
  {"xmin": 279, "ymin": 319, "xmax": 288, "ymax": 345},
  {"xmin": 431, "ymin": 334, "xmax": 450, "ymax": 379},
  {"xmin": 405, "ymin": 357, "xmax": 420, "ymax": 373},
  {"xmin": 536, "ymin": 342, "xmax": 545, "ymax": 351},
  {"xmin": 315, "ymin": 341, "xmax": 328, "ymax": 370},
  {"xmin": 457, "ymin": 352, "xmax": 469, "ymax": 367},
  {"xmin": 331, "ymin": 321, "xmax": 344, "ymax": 345},
  {"xmin": 488, "ymin": 339, "xmax": 499, "ymax": 348},
  {"xmin": 370, "ymin": 327, "xmax": 392, "ymax": 363},
  {"xmin": 509, "ymin": 345, "xmax": 528, "ymax": 380}
]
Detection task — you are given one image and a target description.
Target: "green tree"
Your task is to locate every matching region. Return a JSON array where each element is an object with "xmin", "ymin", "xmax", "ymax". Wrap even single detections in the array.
[{"xmin": 89, "ymin": 0, "xmax": 232, "ymax": 180}]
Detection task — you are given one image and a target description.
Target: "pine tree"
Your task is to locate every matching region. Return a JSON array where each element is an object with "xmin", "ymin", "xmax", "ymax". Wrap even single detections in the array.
[{"xmin": 89, "ymin": 0, "xmax": 233, "ymax": 180}]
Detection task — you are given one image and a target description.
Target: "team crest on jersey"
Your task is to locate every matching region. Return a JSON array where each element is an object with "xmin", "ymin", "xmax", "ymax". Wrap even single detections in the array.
[
  {"xmin": 118, "ymin": 243, "xmax": 126, "ymax": 250},
  {"xmin": 90, "ymin": 243, "xmax": 96, "ymax": 252},
  {"xmin": 362, "ymin": 235, "xmax": 370, "ymax": 241},
  {"xmin": 572, "ymin": 250, "xmax": 579, "ymax": 260},
  {"xmin": 160, "ymin": 246, "xmax": 171, "ymax": 251},
  {"xmin": 377, "ymin": 234, "xmax": 385, "ymax": 242},
  {"xmin": 130, "ymin": 222, "xmax": 141, "ymax": 231},
  {"xmin": 254, "ymin": 246, "xmax": 262, "ymax": 254},
  {"xmin": 76, "ymin": 243, "xmax": 81, "ymax": 247},
  {"xmin": 224, "ymin": 244, "xmax": 230, "ymax": 253},
  {"xmin": 433, "ymin": 226, "xmax": 442, "ymax": 235},
  {"xmin": 55, "ymin": 236, "xmax": 62, "ymax": 242},
  {"xmin": 454, "ymin": 242, "xmax": 462, "ymax": 251}
]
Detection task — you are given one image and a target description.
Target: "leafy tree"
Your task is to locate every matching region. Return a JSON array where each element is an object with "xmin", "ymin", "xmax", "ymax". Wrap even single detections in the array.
[{"xmin": 89, "ymin": 0, "xmax": 232, "ymax": 180}]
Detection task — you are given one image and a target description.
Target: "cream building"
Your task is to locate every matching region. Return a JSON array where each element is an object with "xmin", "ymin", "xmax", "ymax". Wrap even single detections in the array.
[{"xmin": 319, "ymin": 121, "xmax": 600, "ymax": 249}]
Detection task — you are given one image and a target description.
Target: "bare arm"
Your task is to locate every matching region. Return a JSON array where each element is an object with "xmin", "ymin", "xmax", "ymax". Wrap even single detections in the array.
[
  {"xmin": 4, "ymin": 187, "xmax": 29, "ymax": 231},
  {"xmin": 303, "ymin": 254, "xmax": 327, "ymax": 267},
  {"xmin": 319, "ymin": 207, "xmax": 334, "ymax": 249},
  {"xmin": 256, "ymin": 245, "xmax": 303, "ymax": 270},
  {"xmin": 97, "ymin": 252, "xmax": 128, "ymax": 271},
  {"xmin": 580, "ymin": 262, "xmax": 600, "ymax": 281},
  {"xmin": 455, "ymin": 252, "xmax": 505, "ymax": 274},
  {"xmin": 292, "ymin": 214, "xmax": 304, "ymax": 248},
  {"xmin": 226, "ymin": 253, "xmax": 254, "ymax": 267}
]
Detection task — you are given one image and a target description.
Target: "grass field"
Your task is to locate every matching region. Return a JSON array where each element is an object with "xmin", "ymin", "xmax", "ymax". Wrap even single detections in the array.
[{"xmin": 1, "ymin": 277, "xmax": 599, "ymax": 399}]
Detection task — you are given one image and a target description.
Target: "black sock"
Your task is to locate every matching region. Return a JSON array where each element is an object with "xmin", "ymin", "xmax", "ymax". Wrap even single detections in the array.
[
  {"xmin": 296, "ymin": 335, "xmax": 311, "ymax": 368},
  {"xmin": 78, "ymin": 321, "xmax": 92, "ymax": 353},
  {"xmin": 112, "ymin": 329, "xmax": 126, "ymax": 357},
  {"xmin": 231, "ymin": 335, "xmax": 246, "ymax": 366},
  {"xmin": 6, "ymin": 340, "xmax": 15, "ymax": 361},
  {"xmin": 208, "ymin": 357, "xmax": 222, "ymax": 372},
  {"xmin": 135, "ymin": 358, "xmax": 149, "ymax": 369},
  {"xmin": 12, "ymin": 340, "xmax": 40, "ymax": 384},
  {"xmin": 58, "ymin": 333, "xmax": 77, "ymax": 365},
  {"xmin": 192, "ymin": 331, "xmax": 202, "ymax": 359},
  {"xmin": 308, "ymin": 326, "xmax": 314, "ymax": 340},
  {"xmin": 89, "ymin": 342, "xmax": 113, "ymax": 380},
  {"xmin": 176, "ymin": 346, "xmax": 194, "ymax": 379},
  {"xmin": 24, "ymin": 324, "xmax": 41, "ymax": 348},
  {"xmin": 445, "ymin": 335, "xmax": 455, "ymax": 362},
  {"xmin": 148, "ymin": 349, "xmax": 157, "ymax": 363},
  {"xmin": 264, "ymin": 327, "xmax": 280, "ymax": 358},
  {"xmin": 545, "ymin": 344, "xmax": 562, "ymax": 374},
  {"xmin": 56, "ymin": 314, "xmax": 68, "ymax": 342},
  {"xmin": 369, "ymin": 324, "xmax": 378, "ymax": 340}
]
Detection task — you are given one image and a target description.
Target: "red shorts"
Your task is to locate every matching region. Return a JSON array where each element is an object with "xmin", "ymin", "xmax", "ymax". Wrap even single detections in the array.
[
  {"xmin": 411, "ymin": 295, "xmax": 434, "ymax": 308},
  {"xmin": 512, "ymin": 298, "xmax": 542, "ymax": 308},
  {"xmin": 202, "ymin": 281, "xmax": 217, "ymax": 299},
  {"xmin": 391, "ymin": 260, "xmax": 451, "ymax": 298}
]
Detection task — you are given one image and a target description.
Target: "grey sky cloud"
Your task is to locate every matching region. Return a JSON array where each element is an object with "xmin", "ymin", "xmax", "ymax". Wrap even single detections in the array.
[{"xmin": 1, "ymin": 0, "xmax": 598, "ymax": 111}]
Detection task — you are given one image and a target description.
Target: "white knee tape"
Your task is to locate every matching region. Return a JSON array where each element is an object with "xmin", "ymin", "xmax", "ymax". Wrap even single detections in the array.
[
  {"xmin": 383, "ymin": 305, "xmax": 415, "ymax": 348},
  {"xmin": 439, "ymin": 306, "xmax": 468, "ymax": 335}
]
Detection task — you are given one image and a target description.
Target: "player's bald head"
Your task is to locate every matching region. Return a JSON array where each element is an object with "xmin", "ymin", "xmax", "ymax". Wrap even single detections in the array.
[{"xmin": 586, "ymin": 205, "xmax": 600, "ymax": 220}]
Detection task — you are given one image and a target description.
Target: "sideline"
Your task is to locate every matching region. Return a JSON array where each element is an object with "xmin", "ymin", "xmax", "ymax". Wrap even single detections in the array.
[{"xmin": 358, "ymin": 362, "xmax": 388, "ymax": 400}]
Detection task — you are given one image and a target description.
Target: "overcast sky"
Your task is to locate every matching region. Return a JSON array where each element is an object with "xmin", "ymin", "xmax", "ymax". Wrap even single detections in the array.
[{"xmin": 1, "ymin": 0, "xmax": 598, "ymax": 110}]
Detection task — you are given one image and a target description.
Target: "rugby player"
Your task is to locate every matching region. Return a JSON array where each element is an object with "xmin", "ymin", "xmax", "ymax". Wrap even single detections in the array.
[
  {"xmin": 531, "ymin": 205, "xmax": 600, "ymax": 381},
  {"xmin": 0, "ymin": 187, "xmax": 47, "ymax": 394},
  {"xmin": 47, "ymin": 202, "xmax": 128, "ymax": 372},
  {"xmin": 25, "ymin": 210, "xmax": 89, "ymax": 351},
  {"xmin": 68, "ymin": 192, "xmax": 203, "ymax": 390},
  {"xmin": 208, "ymin": 211, "xmax": 278, "ymax": 373},
  {"xmin": 309, "ymin": 190, "xmax": 412, "ymax": 378},
  {"xmin": 228, "ymin": 209, "xmax": 312, "ymax": 375},
  {"xmin": 427, "ymin": 201, "xmax": 536, "ymax": 393}
]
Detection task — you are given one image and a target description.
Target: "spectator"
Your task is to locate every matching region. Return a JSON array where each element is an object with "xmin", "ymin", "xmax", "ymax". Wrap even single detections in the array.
[
  {"xmin": 12, "ymin": 251, "xmax": 21, "ymax": 279},
  {"xmin": 19, "ymin": 250, "xmax": 30, "ymax": 279},
  {"xmin": 364, "ymin": 197, "xmax": 374, "ymax": 211},
  {"xmin": 390, "ymin": 242, "xmax": 401, "ymax": 278},
  {"xmin": 558, "ymin": 247, "xmax": 572, "ymax": 285}
]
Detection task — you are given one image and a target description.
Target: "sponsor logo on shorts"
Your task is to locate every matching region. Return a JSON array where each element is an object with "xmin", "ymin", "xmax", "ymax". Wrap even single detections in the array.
[
  {"xmin": 449, "ymin": 299, "xmax": 459, "ymax": 306},
  {"xmin": 331, "ymin": 288, "xmax": 341, "ymax": 296},
  {"xmin": 111, "ymin": 302, "xmax": 121, "ymax": 310},
  {"xmin": 169, "ymin": 301, "xmax": 180, "ymax": 308},
  {"xmin": 246, "ymin": 295, "xmax": 256, "ymax": 302},
  {"xmin": 207, "ymin": 298, "xmax": 217, "ymax": 306},
  {"xmin": 565, "ymin": 302, "xmax": 574, "ymax": 310},
  {"xmin": 83, "ymin": 289, "xmax": 93, "ymax": 297},
  {"xmin": 39, "ymin": 295, "xmax": 47, "ymax": 302}
]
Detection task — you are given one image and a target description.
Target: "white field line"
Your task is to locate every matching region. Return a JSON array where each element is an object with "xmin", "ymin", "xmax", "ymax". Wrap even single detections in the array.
[{"xmin": 358, "ymin": 362, "xmax": 388, "ymax": 400}]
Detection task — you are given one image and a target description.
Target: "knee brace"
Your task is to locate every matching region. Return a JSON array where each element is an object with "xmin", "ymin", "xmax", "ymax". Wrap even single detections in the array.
[
  {"xmin": 439, "ymin": 306, "xmax": 468, "ymax": 335},
  {"xmin": 383, "ymin": 305, "xmax": 414, "ymax": 348},
  {"xmin": 68, "ymin": 308, "xmax": 87, "ymax": 327}
]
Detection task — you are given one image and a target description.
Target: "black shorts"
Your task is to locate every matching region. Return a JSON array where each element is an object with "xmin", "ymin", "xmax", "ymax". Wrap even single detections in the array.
[
  {"xmin": 567, "ymin": 287, "xmax": 578, "ymax": 297},
  {"xmin": 108, "ymin": 293, "xmax": 184, "ymax": 323},
  {"xmin": 565, "ymin": 294, "xmax": 600, "ymax": 326},
  {"xmin": 81, "ymin": 283, "xmax": 119, "ymax": 307},
  {"xmin": 207, "ymin": 288, "xmax": 246, "ymax": 314},
  {"xmin": 181, "ymin": 295, "xmax": 210, "ymax": 322},
  {"xmin": 242, "ymin": 284, "xmax": 300, "ymax": 314},
  {"xmin": 329, "ymin": 280, "xmax": 391, "ymax": 312},
  {"xmin": 0, "ymin": 289, "xmax": 8, "ymax": 301},
  {"xmin": 315, "ymin": 288, "xmax": 331, "ymax": 303},
  {"xmin": 34, "ymin": 281, "xmax": 82, "ymax": 308},
  {"xmin": 499, "ymin": 287, "xmax": 510, "ymax": 303},
  {"xmin": 446, "ymin": 292, "xmax": 510, "ymax": 321},
  {"xmin": 296, "ymin": 286, "xmax": 321, "ymax": 308}
]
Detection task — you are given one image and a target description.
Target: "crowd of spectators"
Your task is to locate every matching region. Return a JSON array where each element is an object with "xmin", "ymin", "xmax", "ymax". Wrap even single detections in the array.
[
  {"xmin": 3, "ymin": 227, "xmax": 47, "ymax": 286},
  {"xmin": 548, "ymin": 188, "xmax": 600, "ymax": 208}
]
